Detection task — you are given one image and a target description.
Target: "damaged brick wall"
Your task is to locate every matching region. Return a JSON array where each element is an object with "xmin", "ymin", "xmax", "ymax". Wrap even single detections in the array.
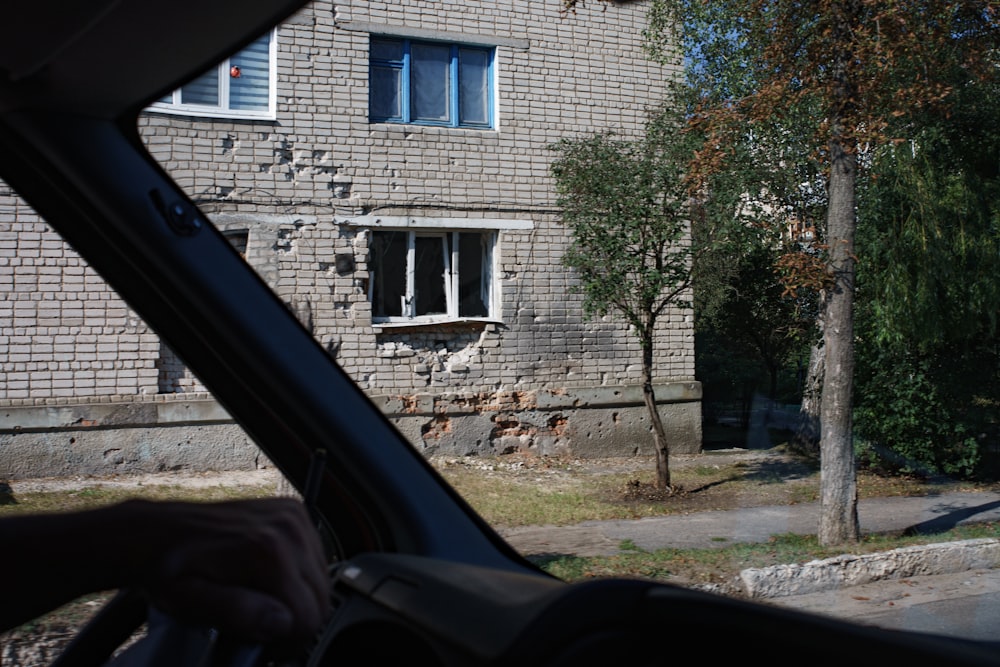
[{"xmin": 0, "ymin": 0, "xmax": 701, "ymax": 457}]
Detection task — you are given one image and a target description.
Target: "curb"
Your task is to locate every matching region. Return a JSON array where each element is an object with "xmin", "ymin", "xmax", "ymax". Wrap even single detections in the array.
[{"xmin": 739, "ymin": 538, "xmax": 1000, "ymax": 599}]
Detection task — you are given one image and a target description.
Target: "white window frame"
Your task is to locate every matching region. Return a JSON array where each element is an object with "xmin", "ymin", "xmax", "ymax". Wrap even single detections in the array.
[
  {"xmin": 341, "ymin": 216, "xmax": 532, "ymax": 328},
  {"xmin": 368, "ymin": 229, "xmax": 497, "ymax": 325},
  {"xmin": 147, "ymin": 29, "xmax": 278, "ymax": 120}
]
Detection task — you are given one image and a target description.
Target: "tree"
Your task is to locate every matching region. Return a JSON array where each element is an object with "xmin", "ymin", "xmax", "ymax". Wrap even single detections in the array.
[
  {"xmin": 698, "ymin": 232, "xmax": 813, "ymax": 405},
  {"xmin": 854, "ymin": 78, "xmax": 1000, "ymax": 478},
  {"xmin": 644, "ymin": 0, "xmax": 1000, "ymax": 544},
  {"xmin": 550, "ymin": 107, "xmax": 711, "ymax": 490}
]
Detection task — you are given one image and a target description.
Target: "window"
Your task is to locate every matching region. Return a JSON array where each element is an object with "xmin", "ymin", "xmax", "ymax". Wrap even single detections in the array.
[
  {"xmin": 150, "ymin": 31, "xmax": 275, "ymax": 119},
  {"xmin": 369, "ymin": 37, "xmax": 494, "ymax": 129},
  {"xmin": 370, "ymin": 230, "xmax": 495, "ymax": 323},
  {"xmin": 222, "ymin": 229, "xmax": 249, "ymax": 259}
]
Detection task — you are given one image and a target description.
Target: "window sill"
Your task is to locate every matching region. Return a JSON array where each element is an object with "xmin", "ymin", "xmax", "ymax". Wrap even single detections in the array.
[
  {"xmin": 373, "ymin": 317, "xmax": 503, "ymax": 332},
  {"xmin": 143, "ymin": 106, "xmax": 277, "ymax": 122},
  {"xmin": 368, "ymin": 122, "xmax": 497, "ymax": 134}
]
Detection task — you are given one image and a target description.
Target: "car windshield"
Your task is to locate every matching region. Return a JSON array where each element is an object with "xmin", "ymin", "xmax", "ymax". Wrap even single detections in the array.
[{"xmin": 2, "ymin": 0, "xmax": 999, "ymax": 661}]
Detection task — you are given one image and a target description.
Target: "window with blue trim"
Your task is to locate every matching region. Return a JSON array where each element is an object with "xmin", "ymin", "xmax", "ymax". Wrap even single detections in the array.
[{"xmin": 369, "ymin": 37, "xmax": 494, "ymax": 129}]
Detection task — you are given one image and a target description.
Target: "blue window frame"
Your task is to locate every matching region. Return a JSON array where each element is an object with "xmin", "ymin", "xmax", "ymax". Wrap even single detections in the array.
[{"xmin": 369, "ymin": 37, "xmax": 494, "ymax": 129}]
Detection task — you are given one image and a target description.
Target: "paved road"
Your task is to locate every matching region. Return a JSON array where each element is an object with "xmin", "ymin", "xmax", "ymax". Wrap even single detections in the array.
[
  {"xmin": 771, "ymin": 568, "xmax": 1000, "ymax": 644},
  {"xmin": 500, "ymin": 491, "xmax": 1000, "ymax": 646}
]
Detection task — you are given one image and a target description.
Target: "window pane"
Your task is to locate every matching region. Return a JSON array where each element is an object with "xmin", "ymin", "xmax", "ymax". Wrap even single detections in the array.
[
  {"xmin": 230, "ymin": 33, "xmax": 271, "ymax": 111},
  {"xmin": 181, "ymin": 67, "xmax": 220, "ymax": 106},
  {"xmin": 372, "ymin": 232, "xmax": 407, "ymax": 318},
  {"xmin": 411, "ymin": 43, "xmax": 450, "ymax": 123},
  {"xmin": 458, "ymin": 233, "xmax": 489, "ymax": 317},
  {"xmin": 413, "ymin": 236, "xmax": 447, "ymax": 315},
  {"xmin": 371, "ymin": 38, "xmax": 404, "ymax": 62},
  {"xmin": 459, "ymin": 49, "xmax": 490, "ymax": 126},
  {"xmin": 370, "ymin": 65, "xmax": 402, "ymax": 119}
]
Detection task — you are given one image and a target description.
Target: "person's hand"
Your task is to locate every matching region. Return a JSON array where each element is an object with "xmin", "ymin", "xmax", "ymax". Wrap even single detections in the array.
[{"xmin": 123, "ymin": 498, "xmax": 330, "ymax": 644}]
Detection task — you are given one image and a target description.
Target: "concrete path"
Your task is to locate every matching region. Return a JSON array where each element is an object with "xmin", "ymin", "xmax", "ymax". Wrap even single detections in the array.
[
  {"xmin": 500, "ymin": 491, "xmax": 1000, "ymax": 605},
  {"xmin": 500, "ymin": 491, "xmax": 1000, "ymax": 557}
]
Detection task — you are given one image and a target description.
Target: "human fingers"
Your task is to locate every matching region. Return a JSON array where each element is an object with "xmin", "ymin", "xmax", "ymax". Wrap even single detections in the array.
[
  {"xmin": 144, "ymin": 500, "xmax": 330, "ymax": 641},
  {"xmin": 239, "ymin": 499, "xmax": 330, "ymax": 624}
]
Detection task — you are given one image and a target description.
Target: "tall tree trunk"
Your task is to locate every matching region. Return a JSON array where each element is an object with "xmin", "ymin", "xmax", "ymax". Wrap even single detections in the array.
[
  {"xmin": 818, "ymin": 131, "xmax": 860, "ymax": 546},
  {"xmin": 795, "ymin": 313, "xmax": 825, "ymax": 455},
  {"xmin": 641, "ymin": 328, "xmax": 671, "ymax": 490}
]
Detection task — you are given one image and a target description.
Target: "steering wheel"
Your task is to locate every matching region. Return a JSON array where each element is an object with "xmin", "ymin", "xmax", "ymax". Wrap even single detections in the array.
[{"xmin": 51, "ymin": 590, "xmax": 264, "ymax": 667}]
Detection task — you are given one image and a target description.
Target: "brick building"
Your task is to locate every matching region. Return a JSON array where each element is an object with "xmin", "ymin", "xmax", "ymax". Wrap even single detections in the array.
[{"xmin": 0, "ymin": 0, "xmax": 701, "ymax": 478}]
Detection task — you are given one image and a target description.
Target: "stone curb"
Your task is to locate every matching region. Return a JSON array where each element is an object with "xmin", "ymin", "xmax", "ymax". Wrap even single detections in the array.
[{"xmin": 739, "ymin": 538, "xmax": 1000, "ymax": 599}]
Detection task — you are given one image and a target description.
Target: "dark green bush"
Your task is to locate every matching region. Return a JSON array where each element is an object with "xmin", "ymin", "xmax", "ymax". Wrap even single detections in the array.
[{"xmin": 854, "ymin": 342, "xmax": 989, "ymax": 478}]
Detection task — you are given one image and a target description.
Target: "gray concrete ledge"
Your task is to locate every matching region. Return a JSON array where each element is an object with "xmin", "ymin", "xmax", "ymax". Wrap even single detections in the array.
[
  {"xmin": 0, "ymin": 383, "xmax": 703, "ymax": 476},
  {"xmin": 1, "ymin": 399, "xmax": 232, "ymax": 433},
  {"xmin": 740, "ymin": 539, "xmax": 1000, "ymax": 599},
  {"xmin": 1, "ymin": 382, "xmax": 701, "ymax": 432}
]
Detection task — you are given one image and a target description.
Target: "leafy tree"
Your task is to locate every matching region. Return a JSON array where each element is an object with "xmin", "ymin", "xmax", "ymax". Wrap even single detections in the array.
[
  {"xmin": 854, "ymin": 79, "xmax": 1000, "ymax": 477},
  {"xmin": 644, "ymin": 0, "xmax": 1000, "ymax": 544},
  {"xmin": 699, "ymin": 238, "xmax": 812, "ymax": 397},
  {"xmin": 550, "ymin": 107, "xmax": 712, "ymax": 490}
]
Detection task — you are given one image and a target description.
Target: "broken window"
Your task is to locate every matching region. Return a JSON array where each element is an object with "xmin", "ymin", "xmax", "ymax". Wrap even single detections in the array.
[
  {"xmin": 222, "ymin": 229, "xmax": 249, "ymax": 259},
  {"xmin": 370, "ymin": 229, "xmax": 494, "ymax": 323}
]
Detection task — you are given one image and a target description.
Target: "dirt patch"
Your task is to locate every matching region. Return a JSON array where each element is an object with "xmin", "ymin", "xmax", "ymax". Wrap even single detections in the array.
[
  {"xmin": 609, "ymin": 449, "xmax": 821, "ymax": 511},
  {"xmin": 435, "ymin": 447, "xmax": 823, "ymax": 517}
]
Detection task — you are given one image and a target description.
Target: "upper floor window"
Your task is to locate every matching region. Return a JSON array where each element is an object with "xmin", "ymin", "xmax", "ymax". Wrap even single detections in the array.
[
  {"xmin": 149, "ymin": 31, "xmax": 276, "ymax": 120},
  {"xmin": 369, "ymin": 37, "xmax": 494, "ymax": 129},
  {"xmin": 370, "ymin": 229, "xmax": 496, "ymax": 324}
]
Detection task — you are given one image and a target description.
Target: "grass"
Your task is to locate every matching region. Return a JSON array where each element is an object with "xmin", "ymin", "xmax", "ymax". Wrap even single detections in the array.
[
  {"xmin": 436, "ymin": 466, "xmax": 655, "ymax": 526},
  {"xmin": 0, "ymin": 483, "xmax": 276, "ymax": 519},
  {"xmin": 537, "ymin": 522, "xmax": 1000, "ymax": 591},
  {"xmin": 435, "ymin": 453, "xmax": 990, "ymax": 528}
]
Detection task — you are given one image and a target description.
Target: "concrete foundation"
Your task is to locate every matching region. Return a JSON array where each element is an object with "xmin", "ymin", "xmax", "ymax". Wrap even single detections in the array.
[{"xmin": 0, "ymin": 382, "xmax": 701, "ymax": 478}]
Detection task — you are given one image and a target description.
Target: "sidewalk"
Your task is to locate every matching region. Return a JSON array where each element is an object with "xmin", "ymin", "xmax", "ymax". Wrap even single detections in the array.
[{"xmin": 499, "ymin": 491, "xmax": 1000, "ymax": 598}]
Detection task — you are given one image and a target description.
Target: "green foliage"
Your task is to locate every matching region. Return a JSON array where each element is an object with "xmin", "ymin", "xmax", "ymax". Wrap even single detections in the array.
[
  {"xmin": 549, "ymin": 106, "xmax": 701, "ymax": 340},
  {"xmin": 854, "ymin": 346, "xmax": 985, "ymax": 478},
  {"xmin": 854, "ymin": 80, "xmax": 1000, "ymax": 479},
  {"xmin": 859, "ymin": 113, "xmax": 1000, "ymax": 348},
  {"xmin": 688, "ymin": 104, "xmax": 820, "ymax": 409},
  {"xmin": 696, "ymin": 226, "xmax": 814, "ymax": 402}
]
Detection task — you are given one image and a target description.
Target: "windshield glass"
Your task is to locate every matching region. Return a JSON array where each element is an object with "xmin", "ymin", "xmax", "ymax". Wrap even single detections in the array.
[{"xmin": 2, "ymin": 0, "xmax": 999, "ymax": 656}]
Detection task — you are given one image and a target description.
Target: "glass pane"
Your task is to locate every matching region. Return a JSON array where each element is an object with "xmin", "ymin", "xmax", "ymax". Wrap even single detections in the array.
[
  {"xmin": 411, "ymin": 43, "xmax": 450, "ymax": 123},
  {"xmin": 413, "ymin": 236, "xmax": 447, "ymax": 316},
  {"xmin": 458, "ymin": 233, "xmax": 489, "ymax": 317},
  {"xmin": 371, "ymin": 231, "xmax": 407, "ymax": 318},
  {"xmin": 180, "ymin": 67, "xmax": 220, "ymax": 106},
  {"xmin": 371, "ymin": 38, "xmax": 404, "ymax": 62},
  {"xmin": 370, "ymin": 66, "xmax": 402, "ymax": 120},
  {"xmin": 230, "ymin": 33, "xmax": 271, "ymax": 111},
  {"xmin": 459, "ymin": 49, "xmax": 490, "ymax": 126}
]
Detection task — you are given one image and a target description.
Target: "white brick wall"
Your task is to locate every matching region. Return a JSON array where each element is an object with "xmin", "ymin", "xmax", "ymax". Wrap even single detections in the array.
[
  {"xmin": 0, "ymin": 0, "xmax": 694, "ymax": 404},
  {"xmin": 0, "ymin": 192, "xmax": 160, "ymax": 401}
]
